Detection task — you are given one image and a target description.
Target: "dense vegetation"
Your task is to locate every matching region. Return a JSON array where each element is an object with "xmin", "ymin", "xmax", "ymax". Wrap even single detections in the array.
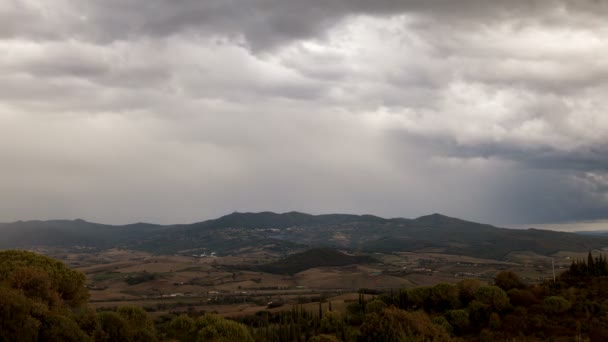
[
  {"xmin": 4, "ymin": 250, "xmax": 608, "ymax": 341},
  {"xmin": 257, "ymin": 248, "xmax": 376, "ymax": 275},
  {"xmin": 2, "ymin": 212, "xmax": 608, "ymax": 260}
]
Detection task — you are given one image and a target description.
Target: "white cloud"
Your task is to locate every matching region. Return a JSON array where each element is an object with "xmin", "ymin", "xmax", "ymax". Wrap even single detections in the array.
[{"xmin": 1, "ymin": 1, "xmax": 607, "ymax": 224}]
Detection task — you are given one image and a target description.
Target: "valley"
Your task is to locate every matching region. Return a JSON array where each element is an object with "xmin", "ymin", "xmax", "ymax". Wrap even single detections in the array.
[
  {"xmin": 4, "ymin": 211, "xmax": 606, "ymax": 319},
  {"xmin": 32, "ymin": 245, "xmax": 581, "ymax": 318}
]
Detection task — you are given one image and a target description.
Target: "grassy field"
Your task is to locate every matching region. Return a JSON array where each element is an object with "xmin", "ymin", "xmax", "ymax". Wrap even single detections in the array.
[{"xmin": 32, "ymin": 247, "xmax": 575, "ymax": 318}]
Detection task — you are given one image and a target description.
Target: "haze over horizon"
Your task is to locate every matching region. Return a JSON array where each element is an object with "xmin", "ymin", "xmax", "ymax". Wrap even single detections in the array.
[{"xmin": 2, "ymin": 1, "xmax": 608, "ymax": 226}]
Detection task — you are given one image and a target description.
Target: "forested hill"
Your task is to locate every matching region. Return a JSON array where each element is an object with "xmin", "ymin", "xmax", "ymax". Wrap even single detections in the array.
[
  {"xmin": 1, "ymin": 212, "xmax": 608, "ymax": 260},
  {"xmin": 258, "ymin": 248, "xmax": 377, "ymax": 275}
]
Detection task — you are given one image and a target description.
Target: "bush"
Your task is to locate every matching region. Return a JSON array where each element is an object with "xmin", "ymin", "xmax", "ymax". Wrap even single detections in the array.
[
  {"xmin": 494, "ymin": 271, "xmax": 525, "ymax": 291},
  {"xmin": 543, "ymin": 296, "xmax": 571, "ymax": 314},
  {"xmin": 445, "ymin": 309, "xmax": 470, "ymax": 334}
]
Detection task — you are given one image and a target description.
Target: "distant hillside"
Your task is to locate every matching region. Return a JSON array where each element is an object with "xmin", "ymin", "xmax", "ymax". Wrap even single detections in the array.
[
  {"xmin": 0, "ymin": 219, "xmax": 167, "ymax": 249},
  {"xmin": 2, "ymin": 212, "xmax": 608, "ymax": 260},
  {"xmin": 576, "ymin": 230, "xmax": 608, "ymax": 237},
  {"xmin": 258, "ymin": 248, "xmax": 376, "ymax": 275},
  {"xmin": 182, "ymin": 211, "xmax": 388, "ymax": 230}
]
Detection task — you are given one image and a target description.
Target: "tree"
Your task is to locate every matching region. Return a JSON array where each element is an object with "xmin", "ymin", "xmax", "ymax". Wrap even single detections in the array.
[
  {"xmin": 39, "ymin": 314, "xmax": 91, "ymax": 342},
  {"xmin": 0, "ymin": 286, "xmax": 40, "ymax": 342},
  {"xmin": 494, "ymin": 271, "xmax": 525, "ymax": 292},
  {"xmin": 118, "ymin": 306, "xmax": 158, "ymax": 341},
  {"xmin": 445, "ymin": 309, "xmax": 470, "ymax": 335},
  {"xmin": 507, "ymin": 288, "xmax": 539, "ymax": 307},
  {"xmin": 457, "ymin": 279, "xmax": 482, "ymax": 306},
  {"xmin": 167, "ymin": 315, "xmax": 197, "ymax": 341},
  {"xmin": 308, "ymin": 334, "xmax": 340, "ymax": 342},
  {"xmin": 0, "ymin": 250, "xmax": 91, "ymax": 341},
  {"xmin": 0, "ymin": 250, "xmax": 88, "ymax": 308},
  {"xmin": 365, "ymin": 299, "xmax": 387, "ymax": 314},
  {"xmin": 359, "ymin": 307, "xmax": 451, "ymax": 342},
  {"xmin": 194, "ymin": 314, "xmax": 254, "ymax": 342},
  {"xmin": 430, "ymin": 283, "xmax": 460, "ymax": 311},
  {"xmin": 95, "ymin": 312, "xmax": 131, "ymax": 342},
  {"xmin": 543, "ymin": 296, "xmax": 571, "ymax": 314},
  {"xmin": 474, "ymin": 285, "xmax": 510, "ymax": 312}
]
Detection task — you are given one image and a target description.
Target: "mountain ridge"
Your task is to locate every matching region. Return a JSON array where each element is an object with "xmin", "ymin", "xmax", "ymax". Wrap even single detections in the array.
[{"xmin": 2, "ymin": 211, "xmax": 608, "ymax": 260}]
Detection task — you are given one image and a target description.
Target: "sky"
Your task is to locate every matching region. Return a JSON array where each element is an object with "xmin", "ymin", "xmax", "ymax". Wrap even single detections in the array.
[{"xmin": 1, "ymin": 1, "xmax": 608, "ymax": 226}]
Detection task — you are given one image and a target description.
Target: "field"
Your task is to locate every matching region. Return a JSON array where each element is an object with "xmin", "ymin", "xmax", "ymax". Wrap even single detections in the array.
[{"xmin": 29, "ymin": 246, "xmax": 579, "ymax": 318}]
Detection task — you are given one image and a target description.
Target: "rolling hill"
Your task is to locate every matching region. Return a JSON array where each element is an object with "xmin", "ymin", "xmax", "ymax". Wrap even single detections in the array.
[
  {"xmin": 2, "ymin": 212, "xmax": 608, "ymax": 260},
  {"xmin": 257, "ymin": 248, "xmax": 376, "ymax": 274}
]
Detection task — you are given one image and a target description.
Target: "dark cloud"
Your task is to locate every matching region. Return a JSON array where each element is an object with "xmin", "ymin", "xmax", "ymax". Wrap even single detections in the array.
[
  {"xmin": 3, "ymin": 1, "xmax": 608, "ymax": 47},
  {"xmin": 0, "ymin": 0, "xmax": 607, "ymax": 226}
]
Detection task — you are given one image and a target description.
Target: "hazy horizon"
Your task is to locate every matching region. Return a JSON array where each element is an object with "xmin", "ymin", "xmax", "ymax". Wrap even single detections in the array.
[{"xmin": 3, "ymin": 210, "xmax": 608, "ymax": 233}]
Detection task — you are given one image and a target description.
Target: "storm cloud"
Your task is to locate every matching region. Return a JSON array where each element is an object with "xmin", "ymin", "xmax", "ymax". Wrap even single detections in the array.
[{"xmin": 1, "ymin": 1, "xmax": 607, "ymax": 226}]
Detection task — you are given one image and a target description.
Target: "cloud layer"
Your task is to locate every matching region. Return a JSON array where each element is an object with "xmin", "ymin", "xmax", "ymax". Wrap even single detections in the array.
[{"xmin": 1, "ymin": 1, "xmax": 607, "ymax": 225}]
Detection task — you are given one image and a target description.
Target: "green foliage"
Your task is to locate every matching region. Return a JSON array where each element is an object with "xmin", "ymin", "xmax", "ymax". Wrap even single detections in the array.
[
  {"xmin": 39, "ymin": 314, "xmax": 91, "ymax": 342},
  {"xmin": 258, "ymin": 248, "xmax": 376, "ymax": 275},
  {"xmin": 0, "ymin": 250, "xmax": 91, "ymax": 341},
  {"xmin": 406, "ymin": 286, "xmax": 432, "ymax": 310},
  {"xmin": 561, "ymin": 252, "xmax": 608, "ymax": 282},
  {"xmin": 359, "ymin": 307, "xmax": 451, "ymax": 342},
  {"xmin": 124, "ymin": 272, "xmax": 156, "ymax": 285},
  {"xmin": 308, "ymin": 334, "xmax": 341, "ymax": 342},
  {"xmin": 474, "ymin": 285, "xmax": 510, "ymax": 312},
  {"xmin": 162, "ymin": 313, "xmax": 254, "ymax": 342},
  {"xmin": 430, "ymin": 283, "xmax": 461, "ymax": 311},
  {"xmin": 320, "ymin": 311, "xmax": 345, "ymax": 335},
  {"xmin": 445, "ymin": 309, "xmax": 469, "ymax": 334},
  {"xmin": 95, "ymin": 311, "xmax": 131, "ymax": 342},
  {"xmin": 167, "ymin": 314, "xmax": 197, "ymax": 341},
  {"xmin": 194, "ymin": 314, "xmax": 254, "ymax": 342},
  {"xmin": 8, "ymin": 249, "xmax": 608, "ymax": 341},
  {"xmin": 4, "ymin": 213, "xmax": 608, "ymax": 259},
  {"xmin": 488, "ymin": 312, "xmax": 501, "ymax": 329},
  {"xmin": 494, "ymin": 271, "xmax": 525, "ymax": 291},
  {"xmin": 456, "ymin": 278, "xmax": 482, "ymax": 306},
  {"xmin": 72, "ymin": 307, "xmax": 99, "ymax": 337},
  {"xmin": 543, "ymin": 296, "xmax": 571, "ymax": 314},
  {"xmin": 0, "ymin": 250, "xmax": 88, "ymax": 308},
  {"xmin": 118, "ymin": 306, "xmax": 158, "ymax": 341},
  {"xmin": 345, "ymin": 302, "xmax": 365, "ymax": 325},
  {"xmin": 507, "ymin": 288, "xmax": 539, "ymax": 307},
  {"xmin": 432, "ymin": 315, "xmax": 453, "ymax": 334},
  {"xmin": 0, "ymin": 286, "xmax": 41, "ymax": 342},
  {"xmin": 365, "ymin": 299, "xmax": 387, "ymax": 314}
]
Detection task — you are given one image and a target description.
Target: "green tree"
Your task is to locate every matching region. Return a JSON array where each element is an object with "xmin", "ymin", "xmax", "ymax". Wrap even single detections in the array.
[
  {"xmin": 445, "ymin": 309, "xmax": 469, "ymax": 335},
  {"xmin": 194, "ymin": 314, "xmax": 253, "ymax": 342},
  {"xmin": 308, "ymin": 334, "xmax": 340, "ymax": 342},
  {"xmin": 0, "ymin": 286, "xmax": 40, "ymax": 342},
  {"xmin": 320, "ymin": 311, "xmax": 345, "ymax": 335},
  {"xmin": 39, "ymin": 314, "xmax": 91, "ymax": 342},
  {"xmin": 359, "ymin": 307, "xmax": 451, "ymax": 342},
  {"xmin": 0, "ymin": 250, "xmax": 91, "ymax": 341},
  {"xmin": 0, "ymin": 250, "xmax": 88, "ymax": 308},
  {"xmin": 507, "ymin": 288, "xmax": 538, "ymax": 307},
  {"xmin": 474, "ymin": 285, "xmax": 510, "ymax": 312},
  {"xmin": 457, "ymin": 279, "xmax": 482, "ymax": 306},
  {"xmin": 365, "ymin": 299, "xmax": 387, "ymax": 314},
  {"xmin": 118, "ymin": 306, "xmax": 158, "ymax": 341},
  {"xmin": 407, "ymin": 286, "xmax": 432, "ymax": 310},
  {"xmin": 167, "ymin": 314, "xmax": 197, "ymax": 341},
  {"xmin": 494, "ymin": 271, "xmax": 525, "ymax": 291},
  {"xmin": 543, "ymin": 296, "xmax": 571, "ymax": 314},
  {"xmin": 95, "ymin": 312, "xmax": 131, "ymax": 342},
  {"xmin": 430, "ymin": 283, "xmax": 461, "ymax": 311}
]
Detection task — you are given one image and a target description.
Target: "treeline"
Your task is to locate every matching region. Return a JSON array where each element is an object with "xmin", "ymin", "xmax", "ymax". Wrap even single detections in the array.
[
  {"xmin": 3, "ymin": 250, "xmax": 608, "ymax": 341},
  {"xmin": 0, "ymin": 250, "xmax": 253, "ymax": 341},
  {"xmin": 228, "ymin": 254, "xmax": 608, "ymax": 341}
]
